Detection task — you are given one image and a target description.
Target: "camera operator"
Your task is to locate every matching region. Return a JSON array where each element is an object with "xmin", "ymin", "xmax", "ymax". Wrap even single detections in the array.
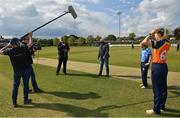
[
  {"xmin": 21, "ymin": 36, "xmax": 43, "ymax": 93},
  {"xmin": 56, "ymin": 37, "xmax": 70, "ymax": 75},
  {"xmin": 0, "ymin": 33, "xmax": 33, "ymax": 107}
]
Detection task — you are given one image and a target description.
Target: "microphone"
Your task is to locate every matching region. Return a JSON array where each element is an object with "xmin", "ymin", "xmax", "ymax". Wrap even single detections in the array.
[{"xmin": 68, "ymin": 6, "xmax": 77, "ymax": 19}]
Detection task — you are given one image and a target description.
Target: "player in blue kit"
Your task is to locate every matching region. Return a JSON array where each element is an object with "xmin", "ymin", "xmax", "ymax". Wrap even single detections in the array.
[{"xmin": 140, "ymin": 44, "xmax": 152, "ymax": 89}]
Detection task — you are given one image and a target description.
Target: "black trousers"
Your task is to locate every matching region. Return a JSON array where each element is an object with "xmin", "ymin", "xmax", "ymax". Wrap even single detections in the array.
[
  {"xmin": 56, "ymin": 57, "xmax": 68, "ymax": 74},
  {"xmin": 141, "ymin": 62, "xmax": 149, "ymax": 87}
]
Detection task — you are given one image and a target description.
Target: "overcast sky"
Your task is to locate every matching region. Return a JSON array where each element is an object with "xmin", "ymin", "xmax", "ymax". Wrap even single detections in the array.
[{"xmin": 0, "ymin": 0, "xmax": 180, "ymax": 38}]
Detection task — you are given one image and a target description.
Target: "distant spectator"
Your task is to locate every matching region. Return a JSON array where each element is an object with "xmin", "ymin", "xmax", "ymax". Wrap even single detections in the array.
[
  {"xmin": 98, "ymin": 37, "xmax": 110, "ymax": 77},
  {"xmin": 56, "ymin": 37, "xmax": 70, "ymax": 75}
]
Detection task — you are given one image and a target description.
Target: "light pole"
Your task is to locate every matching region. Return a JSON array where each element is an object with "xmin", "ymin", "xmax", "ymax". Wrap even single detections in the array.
[{"xmin": 117, "ymin": 11, "xmax": 122, "ymax": 38}]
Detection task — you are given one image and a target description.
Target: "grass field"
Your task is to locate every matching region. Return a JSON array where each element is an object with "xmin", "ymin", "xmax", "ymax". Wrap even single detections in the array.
[
  {"xmin": 38, "ymin": 46, "xmax": 180, "ymax": 72},
  {"xmin": 0, "ymin": 54, "xmax": 180, "ymax": 117}
]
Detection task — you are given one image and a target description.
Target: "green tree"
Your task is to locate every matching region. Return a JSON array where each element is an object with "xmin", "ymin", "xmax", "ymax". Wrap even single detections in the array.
[
  {"xmin": 68, "ymin": 36, "xmax": 76, "ymax": 46},
  {"xmin": 107, "ymin": 34, "xmax": 117, "ymax": 41},
  {"xmin": 78, "ymin": 37, "xmax": 86, "ymax": 46},
  {"xmin": 53, "ymin": 38, "xmax": 60, "ymax": 46},
  {"xmin": 128, "ymin": 32, "xmax": 136, "ymax": 40},
  {"xmin": 95, "ymin": 35, "xmax": 102, "ymax": 41},
  {"xmin": 32, "ymin": 38, "xmax": 39, "ymax": 43},
  {"xmin": 62, "ymin": 35, "xmax": 69, "ymax": 43},
  {"xmin": 174, "ymin": 27, "xmax": 180, "ymax": 51},
  {"xmin": 128, "ymin": 32, "xmax": 136, "ymax": 49},
  {"xmin": 174, "ymin": 27, "xmax": 180, "ymax": 40},
  {"xmin": 86, "ymin": 35, "xmax": 94, "ymax": 46}
]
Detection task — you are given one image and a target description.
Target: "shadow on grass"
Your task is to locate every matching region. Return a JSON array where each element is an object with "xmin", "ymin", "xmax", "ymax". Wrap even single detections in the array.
[
  {"xmin": 112, "ymin": 75, "xmax": 150, "ymax": 79},
  {"xmin": 168, "ymin": 86, "xmax": 180, "ymax": 90},
  {"xmin": 22, "ymin": 103, "xmax": 115, "ymax": 117},
  {"xmin": 45, "ymin": 91, "xmax": 101, "ymax": 100},
  {"xmin": 20, "ymin": 94, "xmax": 180, "ymax": 117},
  {"xmin": 161, "ymin": 108, "xmax": 180, "ymax": 117},
  {"xmin": 21, "ymin": 103, "xmax": 154, "ymax": 117},
  {"xmin": 57, "ymin": 73, "xmax": 99, "ymax": 78},
  {"xmin": 169, "ymin": 90, "xmax": 180, "ymax": 97}
]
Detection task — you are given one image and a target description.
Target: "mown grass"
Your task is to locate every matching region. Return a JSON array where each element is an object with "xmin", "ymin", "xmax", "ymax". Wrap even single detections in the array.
[
  {"xmin": 38, "ymin": 46, "xmax": 180, "ymax": 72},
  {"xmin": 0, "ymin": 56, "xmax": 180, "ymax": 117}
]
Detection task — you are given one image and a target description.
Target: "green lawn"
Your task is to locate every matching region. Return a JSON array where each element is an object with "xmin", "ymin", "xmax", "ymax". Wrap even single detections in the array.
[
  {"xmin": 39, "ymin": 46, "xmax": 180, "ymax": 72},
  {"xmin": 0, "ymin": 56, "xmax": 180, "ymax": 117}
]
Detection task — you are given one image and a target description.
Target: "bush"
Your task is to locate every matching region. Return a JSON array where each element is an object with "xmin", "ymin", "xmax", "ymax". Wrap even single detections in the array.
[
  {"xmin": 68, "ymin": 36, "xmax": 76, "ymax": 46},
  {"xmin": 86, "ymin": 35, "xmax": 94, "ymax": 46},
  {"xmin": 53, "ymin": 38, "xmax": 60, "ymax": 46},
  {"xmin": 78, "ymin": 37, "xmax": 86, "ymax": 46}
]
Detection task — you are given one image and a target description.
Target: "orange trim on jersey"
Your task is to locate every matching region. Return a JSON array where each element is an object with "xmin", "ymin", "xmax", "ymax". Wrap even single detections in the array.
[{"xmin": 152, "ymin": 41, "xmax": 171, "ymax": 63}]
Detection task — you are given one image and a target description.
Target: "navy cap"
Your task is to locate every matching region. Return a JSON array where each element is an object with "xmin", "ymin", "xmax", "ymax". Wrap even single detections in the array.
[
  {"xmin": 159, "ymin": 28, "xmax": 164, "ymax": 33},
  {"xmin": 10, "ymin": 37, "xmax": 20, "ymax": 45},
  {"xmin": 100, "ymin": 37, "xmax": 108, "ymax": 42}
]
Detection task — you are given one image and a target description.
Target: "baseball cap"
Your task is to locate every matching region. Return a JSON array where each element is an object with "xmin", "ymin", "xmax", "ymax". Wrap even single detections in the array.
[
  {"xmin": 10, "ymin": 37, "xmax": 20, "ymax": 45},
  {"xmin": 100, "ymin": 39, "xmax": 105, "ymax": 42},
  {"xmin": 157, "ymin": 28, "xmax": 169, "ymax": 38},
  {"xmin": 100, "ymin": 37, "xmax": 108, "ymax": 42}
]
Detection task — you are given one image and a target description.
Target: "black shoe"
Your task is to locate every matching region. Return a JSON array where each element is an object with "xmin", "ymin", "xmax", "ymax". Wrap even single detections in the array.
[
  {"xmin": 29, "ymin": 89, "xmax": 32, "ymax": 93},
  {"xmin": 13, "ymin": 103, "xmax": 18, "ymax": 108},
  {"xmin": 24, "ymin": 99, "xmax": 32, "ymax": 105},
  {"xmin": 98, "ymin": 74, "xmax": 102, "ymax": 77},
  {"xmin": 33, "ymin": 89, "xmax": 43, "ymax": 93},
  {"xmin": 161, "ymin": 107, "xmax": 166, "ymax": 112}
]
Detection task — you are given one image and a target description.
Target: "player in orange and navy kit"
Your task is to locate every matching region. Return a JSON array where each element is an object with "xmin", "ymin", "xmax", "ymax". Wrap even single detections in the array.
[{"xmin": 140, "ymin": 28, "xmax": 171, "ymax": 115}]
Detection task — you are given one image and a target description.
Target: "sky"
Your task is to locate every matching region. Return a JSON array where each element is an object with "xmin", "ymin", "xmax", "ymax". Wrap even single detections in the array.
[{"xmin": 0, "ymin": 0, "xmax": 180, "ymax": 38}]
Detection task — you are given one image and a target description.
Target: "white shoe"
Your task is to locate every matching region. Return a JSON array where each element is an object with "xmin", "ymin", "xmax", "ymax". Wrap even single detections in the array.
[
  {"xmin": 146, "ymin": 109, "xmax": 156, "ymax": 115},
  {"xmin": 141, "ymin": 86, "xmax": 147, "ymax": 89},
  {"xmin": 139, "ymin": 83, "xmax": 143, "ymax": 87},
  {"xmin": 161, "ymin": 109, "xmax": 165, "ymax": 113}
]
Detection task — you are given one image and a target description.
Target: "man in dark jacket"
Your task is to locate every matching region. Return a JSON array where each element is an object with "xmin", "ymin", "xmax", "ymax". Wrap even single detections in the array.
[
  {"xmin": 0, "ymin": 33, "xmax": 32, "ymax": 107},
  {"xmin": 56, "ymin": 37, "xmax": 70, "ymax": 75},
  {"xmin": 21, "ymin": 37, "xmax": 43, "ymax": 93},
  {"xmin": 98, "ymin": 37, "xmax": 110, "ymax": 77}
]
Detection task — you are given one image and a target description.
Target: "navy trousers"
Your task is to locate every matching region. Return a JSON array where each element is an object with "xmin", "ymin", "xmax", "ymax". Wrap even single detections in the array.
[
  {"xmin": 151, "ymin": 63, "xmax": 168, "ymax": 114},
  {"xmin": 141, "ymin": 62, "xmax": 149, "ymax": 87},
  {"xmin": 30, "ymin": 65, "xmax": 39, "ymax": 90},
  {"xmin": 12, "ymin": 67, "xmax": 31, "ymax": 105},
  {"xmin": 56, "ymin": 57, "xmax": 68, "ymax": 74},
  {"xmin": 98, "ymin": 58, "xmax": 109, "ymax": 76}
]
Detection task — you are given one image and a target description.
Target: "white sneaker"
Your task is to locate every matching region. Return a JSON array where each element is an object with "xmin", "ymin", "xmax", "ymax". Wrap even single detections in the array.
[
  {"xmin": 139, "ymin": 83, "xmax": 143, "ymax": 87},
  {"xmin": 141, "ymin": 86, "xmax": 147, "ymax": 89},
  {"xmin": 146, "ymin": 109, "xmax": 156, "ymax": 115},
  {"xmin": 161, "ymin": 109, "xmax": 165, "ymax": 113}
]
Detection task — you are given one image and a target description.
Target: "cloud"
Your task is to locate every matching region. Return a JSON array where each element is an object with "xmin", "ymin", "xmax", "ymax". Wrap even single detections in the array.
[
  {"xmin": 0, "ymin": 0, "xmax": 114, "ymax": 37},
  {"xmin": 88, "ymin": 0, "xmax": 102, "ymax": 4},
  {"xmin": 0, "ymin": 0, "xmax": 179, "ymax": 38},
  {"xmin": 120, "ymin": 0, "xmax": 180, "ymax": 36}
]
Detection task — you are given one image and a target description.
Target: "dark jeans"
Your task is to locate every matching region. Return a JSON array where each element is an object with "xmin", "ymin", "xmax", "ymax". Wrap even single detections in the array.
[
  {"xmin": 12, "ymin": 67, "xmax": 31, "ymax": 105},
  {"xmin": 30, "ymin": 65, "xmax": 39, "ymax": 90},
  {"xmin": 56, "ymin": 57, "xmax": 68, "ymax": 74},
  {"xmin": 141, "ymin": 62, "xmax": 149, "ymax": 87},
  {"xmin": 152, "ymin": 63, "xmax": 168, "ymax": 114},
  {"xmin": 98, "ymin": 58, "xmax": 109, "ymax": 76}
]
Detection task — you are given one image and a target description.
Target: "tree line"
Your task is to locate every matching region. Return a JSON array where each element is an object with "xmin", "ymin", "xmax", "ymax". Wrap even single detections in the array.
[{"xmin": 33, "ymin": 27, "xmax": 180, "ymax": 47}]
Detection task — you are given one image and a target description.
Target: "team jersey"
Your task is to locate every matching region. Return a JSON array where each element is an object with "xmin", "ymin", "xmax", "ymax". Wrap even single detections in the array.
[
  {"xmin": 141, "ymin": 48, "xmax": 152, "ymax": 63},
  {"xmin": 152, "ymin": 39, "xmax": 171, "ymax": 63}
]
